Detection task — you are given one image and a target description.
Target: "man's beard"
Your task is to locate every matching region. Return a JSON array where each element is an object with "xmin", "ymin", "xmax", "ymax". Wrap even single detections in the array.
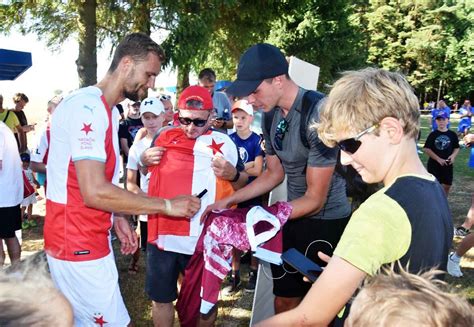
[{"xmin": 123, "ymin": 87, "xmax": 141, "ymax": 102}]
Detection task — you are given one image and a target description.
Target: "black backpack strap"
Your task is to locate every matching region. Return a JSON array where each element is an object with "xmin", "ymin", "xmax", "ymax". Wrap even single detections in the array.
[
  {"xmin": 300, "ymin": 90, "xmax": 325, "ymax": 148},
  {"xmin": 263, "ymin": 109, "xmax": 276, "ymax": 140},
  {"xmin": 2, "ymin": 110, "xmax": 10, "ymax": 123}
]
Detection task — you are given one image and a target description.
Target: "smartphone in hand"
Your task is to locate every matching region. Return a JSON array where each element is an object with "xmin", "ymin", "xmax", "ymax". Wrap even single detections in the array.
[{"xmin": 281, "ymin": 248, "xmax": 323, "ymax": 283}]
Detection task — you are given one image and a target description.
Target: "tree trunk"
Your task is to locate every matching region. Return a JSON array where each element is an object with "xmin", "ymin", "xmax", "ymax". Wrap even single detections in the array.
[
  {"xmin": 177, "ymin": 64, "xmax": 190, "ymax": 96},
  {"xmin": 132, "ymin": 0, "xmax": 151, "ymax": 35},
  {"xmin": 76, "ymin": 0, "xmax": 97, "ymax": 87}
]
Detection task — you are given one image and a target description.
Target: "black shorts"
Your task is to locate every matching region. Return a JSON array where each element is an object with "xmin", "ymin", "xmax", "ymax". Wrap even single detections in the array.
[
  {"xmin": 271, "ymin": 216, "xmax": 350, "ymax": 298},
  {"xmin": 145, "ymin": 245, "xmax": 191, "ymax": 303},
  {"xmin": 427, "ymin": 161, "xmax": 453, "ymax": 185},
  {"xmin": 0, "ymin": 205, "xmax": 21, "ymax": 238}
]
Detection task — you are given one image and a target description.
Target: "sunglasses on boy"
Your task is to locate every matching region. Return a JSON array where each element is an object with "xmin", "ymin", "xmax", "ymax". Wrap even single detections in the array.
[
  {"xmin": 336, "ymin": 125, "xmax": 378, "ymax": 155},
  {"xmin": 178, "ymin": 114, "xmax": 210, "ymax": 127}
]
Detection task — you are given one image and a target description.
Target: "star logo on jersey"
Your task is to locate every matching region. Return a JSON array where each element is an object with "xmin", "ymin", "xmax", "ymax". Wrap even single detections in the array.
[
  {"xmin": 81, "ymin": 123, "xmax": 93, "ymax": 135},
  {"xmin": 93, "ymin": 313, "xmax": 108, "ymax": 326},
  {"xmin": 208, "ymin": 138, "xmax": 224, "ymax": 155}
]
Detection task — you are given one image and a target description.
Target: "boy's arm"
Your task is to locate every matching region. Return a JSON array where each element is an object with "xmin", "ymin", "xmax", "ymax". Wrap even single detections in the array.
[
  {"xmin": 120, "ymin": 138, "xmax": 130, "ymax": 157},
  {"xmin": 257, "ymin": 256, "xmax": 366, "ymax": 326},
  {"xmin": 32, "ymin": 173, "xmax": 40, "ymax": 188},
  {"xmin": 448, "ymin": 148, "xmax": 460, "ymax": 163},
  {"xmin": 126, "ymin": 168, "xmax": 145, "ymax": 196},
  {"xmin": 244, "ymin": 155, "xmax": 264, "ymax": 177},
  {"xmin": 423, "ymin": 148, "xmax": 447, "ymax": 166}
]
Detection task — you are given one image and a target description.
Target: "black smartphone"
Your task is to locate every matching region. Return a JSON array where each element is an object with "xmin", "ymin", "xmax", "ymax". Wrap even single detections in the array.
[
  {"xmin": 281, "ymin": 248, "xmax": 323, "ymax": 283},
  {"xmin": 197, "ymin": 189, "xmax": 208, "ymax": 198}
]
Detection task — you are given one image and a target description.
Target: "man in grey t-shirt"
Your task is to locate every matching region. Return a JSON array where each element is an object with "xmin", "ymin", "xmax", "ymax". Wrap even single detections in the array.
[{"xmin": 203, "ymin": 43, "xmax": 351, "ymax": 315}]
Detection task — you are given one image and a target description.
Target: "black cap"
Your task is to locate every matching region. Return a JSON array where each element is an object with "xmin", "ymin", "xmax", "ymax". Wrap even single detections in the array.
[
  {"xmin": 226, "ymin": 43, "xmax": 288, "ymax": 97},
  {"xmin": 20, "ymin": 152, "xmax": 30, "ymax": 162}
]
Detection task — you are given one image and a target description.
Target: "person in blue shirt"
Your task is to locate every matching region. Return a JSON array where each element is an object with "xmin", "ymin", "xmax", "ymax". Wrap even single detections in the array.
[
  {"xmin": 458, "ymin": 100, "xmax": 472, "ymax": 137},
  {"xmin": 429, "ymin": 100, "xmax": 451, "ymax": 131}
]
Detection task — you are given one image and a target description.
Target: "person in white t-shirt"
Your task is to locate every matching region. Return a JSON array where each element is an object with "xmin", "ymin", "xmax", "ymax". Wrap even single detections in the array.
[
  {"xmin": 0, "ymin": 121, "xmax": 23, "ymax": 267},
  {"xmin": 126, "ymin": 97, "xmax": 166, "ymax": 273}
]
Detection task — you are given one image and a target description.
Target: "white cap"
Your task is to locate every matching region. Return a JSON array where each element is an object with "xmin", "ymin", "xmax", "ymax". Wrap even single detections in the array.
[
  {"xmin": 140, "ymin": 97, "xmax": 165, "ymax": 116},
  {"xmin": 231, "ymin": 99, "xmax": 254, "ymax": 116}
]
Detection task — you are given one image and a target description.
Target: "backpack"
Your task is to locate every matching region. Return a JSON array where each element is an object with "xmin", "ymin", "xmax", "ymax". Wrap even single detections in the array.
[{"xmin": 263, "ymin": 90, "xmax": 377, "ymax": 205}]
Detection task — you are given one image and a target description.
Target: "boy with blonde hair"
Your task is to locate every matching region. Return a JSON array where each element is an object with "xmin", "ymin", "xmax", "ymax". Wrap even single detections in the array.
[
  {"xmin": 258, "ymin": 68, "xmax": 453, "ymax": 326},
  {"xmin": 346, "ymin": 266, "xmax": 474, "ymax": 327}
]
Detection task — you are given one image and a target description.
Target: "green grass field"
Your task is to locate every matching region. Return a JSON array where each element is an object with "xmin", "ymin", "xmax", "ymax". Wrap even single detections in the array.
[{"xmin": 21, "ymin": 114, "xmax": 473, "ymax": 326}]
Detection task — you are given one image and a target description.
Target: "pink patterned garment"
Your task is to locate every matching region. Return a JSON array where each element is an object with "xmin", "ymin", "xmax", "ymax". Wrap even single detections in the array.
[{"xmin": 176, "ymin": 202, "xmax": 292, "ymax": 326}]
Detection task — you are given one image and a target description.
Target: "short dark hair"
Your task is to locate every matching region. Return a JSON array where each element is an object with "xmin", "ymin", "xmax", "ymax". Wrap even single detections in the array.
[
  {"xmin": 198, "ymin": 68, "xmax": 216, "ymax": 82},
  {"xmin": 13, "ymin": 93, "xmax": 29, "ymax": 104},
  {"xmin": 108, "ymin": 33, "xmax": 165, "ymax": 73}
]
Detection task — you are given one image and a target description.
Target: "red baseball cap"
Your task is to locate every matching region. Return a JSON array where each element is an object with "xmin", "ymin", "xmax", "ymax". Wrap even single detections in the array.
[{"xmin": 177, "ymin": 85, "xmax": 213, "ymax": 110}]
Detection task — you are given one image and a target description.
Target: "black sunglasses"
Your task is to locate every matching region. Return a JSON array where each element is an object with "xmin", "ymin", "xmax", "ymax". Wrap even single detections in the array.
[
  {"xmin": 178, "ymin": 114, "xmax": 209, "ymax": 127},
  {"xmin": 274, "ymin": 118, "xmax": 289, "ymax": 151},
  {"xmin": 336, "ymin": 125, "xmax": 378, "ymax": 154},
  {"xmin": 160, "ymin": 94, "xmax": 172, "ymax": 101}
]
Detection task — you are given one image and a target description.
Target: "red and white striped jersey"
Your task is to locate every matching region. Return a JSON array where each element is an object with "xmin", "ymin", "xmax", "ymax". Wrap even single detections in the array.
[
  {"xmin": 44, "ymin": 86, "xmax": 120, "ymax": 262},
  {"xmin": 147, "ymin": 127, "xmax": 238, "ymax": 255}
]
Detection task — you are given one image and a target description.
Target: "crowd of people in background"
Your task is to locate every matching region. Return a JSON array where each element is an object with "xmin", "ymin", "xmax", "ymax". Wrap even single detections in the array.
[{"xmin": 0, "ymin": 32, "xmax": 473, "ymax": 326}]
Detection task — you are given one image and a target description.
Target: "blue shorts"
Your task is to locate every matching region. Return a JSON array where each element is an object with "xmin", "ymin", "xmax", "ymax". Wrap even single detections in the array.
[{"xmin": 145, "ymin": 245, "xmax": 191, "ymax": 303}]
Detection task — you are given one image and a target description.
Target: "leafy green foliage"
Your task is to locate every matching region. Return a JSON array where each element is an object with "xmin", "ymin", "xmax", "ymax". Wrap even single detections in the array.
[
  {"xmin": 267, "ymin": 0, "xmax": 367, "ymax": 90},
  {"xmin": 0, "ymin": 0, "xmax": 472, "ymax": 100}
]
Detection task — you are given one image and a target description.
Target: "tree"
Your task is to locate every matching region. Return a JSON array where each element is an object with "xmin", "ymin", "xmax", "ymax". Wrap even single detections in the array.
[
  {"xmin": 267, "ymin": 0, "xmax": 366, "ymax": 90},
  {"xmin": 0, "ymin": 0, "xmax": 152, "ymax": 87},
  {"xmin": 364, "ymin": 0, "xmax": 473, "ymax": 103}
]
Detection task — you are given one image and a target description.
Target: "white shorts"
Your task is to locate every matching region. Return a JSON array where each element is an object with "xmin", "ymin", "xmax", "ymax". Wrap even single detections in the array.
[{"xmin": 47, "ymin": 252, "xmax": 130, "ymax": 327}]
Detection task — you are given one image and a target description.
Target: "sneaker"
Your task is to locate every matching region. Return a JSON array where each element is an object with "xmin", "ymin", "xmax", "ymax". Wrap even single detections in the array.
[
  {"xmin": 245, "ymin": 269, "xmax": 257, "ymax": 293},
  {"xmin": 221, "ymin": 274, "xmax": 241, "ymax": 295},
  {"xmin": 22, "ymin": 220, "xmax": 30, "ymax": 229},
  {"xmin": 447, "ymin": 252, "xmax": 463, "ymax": 277},
  {"xmin": 454, "ymin": 227, "xmax": 470, "ymax": 237}
]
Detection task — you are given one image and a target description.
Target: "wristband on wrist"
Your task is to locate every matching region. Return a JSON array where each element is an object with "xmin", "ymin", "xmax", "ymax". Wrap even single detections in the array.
[
  {"xmin": 163, "ymin": 199, "xmax": 172, "ymax": 215},
  {"xmin": 230, "ymin": 169, "xmax": 240, "ymax": 183}
]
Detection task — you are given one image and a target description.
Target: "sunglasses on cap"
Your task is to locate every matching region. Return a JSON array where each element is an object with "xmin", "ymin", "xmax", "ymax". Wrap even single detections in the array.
[
  {"xmin": 181, "ymin": 99, "xmax": 205, "ymax": 110},
  {"xmin": 160, "ymin": 95, "xmax": 172, "ymax": 101},
  {"xmin": 336, "ymin": 125, "xmax": 378, "ymax": 155},
  {"xmin": 178, "ymin": 114, "xmax": 210, "ymax": 127}
]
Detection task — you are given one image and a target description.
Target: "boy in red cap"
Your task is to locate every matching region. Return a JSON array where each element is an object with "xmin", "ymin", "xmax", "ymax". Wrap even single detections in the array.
[{"xmin": 143, "ymin": 85, "xmax": 248, "ymax": 327}]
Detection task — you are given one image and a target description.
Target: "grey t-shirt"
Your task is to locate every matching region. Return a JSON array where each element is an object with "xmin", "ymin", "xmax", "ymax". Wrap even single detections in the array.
[{"xmin": 263, "ymin": 88, "xmax": 351, "ymax": 220}]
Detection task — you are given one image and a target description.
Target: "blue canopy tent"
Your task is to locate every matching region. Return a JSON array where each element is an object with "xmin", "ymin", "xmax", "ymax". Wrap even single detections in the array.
[{"xmin": 0, "ymin": 49, "xmax": 32, "ymax": 80}]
